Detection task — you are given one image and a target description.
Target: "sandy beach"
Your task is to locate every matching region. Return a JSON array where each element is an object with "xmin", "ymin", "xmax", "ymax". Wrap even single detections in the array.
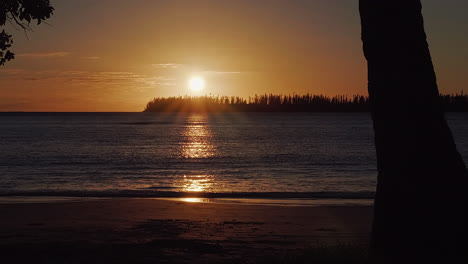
[{"xmin": 0, "ymin": 198, "xmax": 373, "ymax": 263}]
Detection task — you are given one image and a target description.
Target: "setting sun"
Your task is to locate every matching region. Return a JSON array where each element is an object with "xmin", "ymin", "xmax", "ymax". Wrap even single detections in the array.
[
  {"xmin": 3, "ymin": 1, "xmax": 468, "ymax": 263},
  {"xmin": 189, "ymin": 77, "xmax": 205, "ymax": 92}
]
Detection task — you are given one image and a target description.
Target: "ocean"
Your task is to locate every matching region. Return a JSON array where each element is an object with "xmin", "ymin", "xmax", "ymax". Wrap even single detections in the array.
[{"xmin": 1, "ymin": 112, "xmax": 467, "ymax": 201}]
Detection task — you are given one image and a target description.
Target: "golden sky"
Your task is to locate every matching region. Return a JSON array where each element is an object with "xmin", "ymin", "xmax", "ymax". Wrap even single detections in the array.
[{"xmin": 1, "ymin": 0, "xmax": 468, "ymax": 112}]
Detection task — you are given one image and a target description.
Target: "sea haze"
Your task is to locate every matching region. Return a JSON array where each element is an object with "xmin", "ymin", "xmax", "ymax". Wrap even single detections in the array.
[{"xmin": 0, "ymin": 112, "xmax": 467, "ymax": 199}]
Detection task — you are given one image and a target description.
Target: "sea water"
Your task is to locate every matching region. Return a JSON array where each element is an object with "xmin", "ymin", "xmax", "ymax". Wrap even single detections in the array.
[{"xmin": 0, "ymin": 112, "xmax": 467, "ymax": 200}]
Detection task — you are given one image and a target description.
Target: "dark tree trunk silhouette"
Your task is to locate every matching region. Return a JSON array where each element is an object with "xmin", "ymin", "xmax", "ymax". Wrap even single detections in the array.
[{"xmin": 359, "ymin": 0, "xmax": 468, "ymax": 262}]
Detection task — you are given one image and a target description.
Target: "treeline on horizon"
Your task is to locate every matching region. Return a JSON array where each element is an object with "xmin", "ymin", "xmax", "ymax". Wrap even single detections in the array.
[{"xmin": 144, "ymin": 93, "xmax": 468, "ymax": 112}]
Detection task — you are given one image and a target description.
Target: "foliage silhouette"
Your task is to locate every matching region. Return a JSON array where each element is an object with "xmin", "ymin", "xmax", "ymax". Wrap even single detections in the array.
[
  {"xmin": 359, "ymin": 0, "xmax": 468, "ymax": 262},
  {"xmin": 144, "ymin": 93, "xmax": 468, "ymax": 112},
  {"xmin": 144, "ymin": 94, "xmax": 369, "ymax": 112},
  {"xmin": 0, "ymin": 0, "xmax": 54, "ymax": 65}
]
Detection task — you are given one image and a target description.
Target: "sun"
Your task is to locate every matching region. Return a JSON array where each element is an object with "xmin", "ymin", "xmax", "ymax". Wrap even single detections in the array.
[{"xmin": 189, "ymin": 77, "xmax": 205, "ymax": 92}]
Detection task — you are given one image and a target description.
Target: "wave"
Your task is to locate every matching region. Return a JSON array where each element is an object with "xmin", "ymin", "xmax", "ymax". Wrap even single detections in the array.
[
  {"xmin": 119, "ymin": 121, "xmax": 175, "ymax": 125},
  {"xmin": 0, "ymin": 190, "xmax": 375, "ymax": 199}
]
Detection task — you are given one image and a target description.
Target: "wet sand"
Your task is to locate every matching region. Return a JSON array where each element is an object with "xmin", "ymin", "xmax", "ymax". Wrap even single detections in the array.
[{"xmin": 0, "ymin": 198, "xmax": 373, "ymax": 263}]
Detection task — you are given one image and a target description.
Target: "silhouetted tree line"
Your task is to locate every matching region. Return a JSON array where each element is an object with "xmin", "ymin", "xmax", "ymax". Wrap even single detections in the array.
[{"xmin": 144, "ymin": 93, "xmax": 468, "ymax": 112}]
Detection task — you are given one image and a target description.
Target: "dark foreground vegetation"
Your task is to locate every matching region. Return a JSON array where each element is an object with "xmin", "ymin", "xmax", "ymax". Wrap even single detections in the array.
[{"xmin": 144, "ymin": 93, "xmax": 468, "ymax": 112}]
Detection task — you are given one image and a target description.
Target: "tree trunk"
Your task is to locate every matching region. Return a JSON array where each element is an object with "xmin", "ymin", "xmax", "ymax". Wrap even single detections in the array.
[{"xmin": 359, "ymin": 0, "xmax": 468, "ymax": 262}]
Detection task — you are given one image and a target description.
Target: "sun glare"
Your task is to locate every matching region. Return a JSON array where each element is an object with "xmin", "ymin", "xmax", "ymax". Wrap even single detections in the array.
[{"xmin": 189, "ymin": 77, "xmax": 205, "ymax": 92}]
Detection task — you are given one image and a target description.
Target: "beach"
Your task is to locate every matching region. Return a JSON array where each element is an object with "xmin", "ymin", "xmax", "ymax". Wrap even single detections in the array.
[{"xmin": 0, "ymin": 198, "xmax": 372, "ymax": 263}]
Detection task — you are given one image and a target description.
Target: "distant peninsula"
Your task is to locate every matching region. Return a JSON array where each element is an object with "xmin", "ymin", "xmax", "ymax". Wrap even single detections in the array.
[{"xmin": 144, "ymin": 93, "xmax": 468, "ymax": 112}]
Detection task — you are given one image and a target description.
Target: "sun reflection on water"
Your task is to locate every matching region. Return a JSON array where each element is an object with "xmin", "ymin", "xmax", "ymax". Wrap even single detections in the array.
[
  {"xmin": 181, "ymin": 114, "xmax": 217, "ymax": 159},
  {"xmin": 179, "ymin": 114, "xmax": 218, "ymax": 193},
  {"xmin": 182, "ymin": 175, "xmax": 214, "ymax": 192}
]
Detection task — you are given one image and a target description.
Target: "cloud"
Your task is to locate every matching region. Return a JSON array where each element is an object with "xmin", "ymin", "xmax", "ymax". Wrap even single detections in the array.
[
  {"xmin": 202, "ymin": 71, "xmax": 243, "ymax": 75},
  {"xmin": 151, "ymin": 63, "xmax": 180, "ymax": 69},
  {"xmin": 148, "ymin": 63, "xmax": 247, "ymax": 75},
  {"xmin": 0, "ymin": 68, "xmax": 25, "ymax": 75},
  {"xmin": 83, "ymin": 56, "xmax": 100, "ymax": 60},
  {"xmin": 0, "ymin": 101, "xmax": 30, "ymax": 111},
  {"xmin": 16, "ymin": 52, "xmax": 70, "ymax": 58},
  {"xmin": 0, "ymin": 69, "xmax": 177, "ymax": 88}
]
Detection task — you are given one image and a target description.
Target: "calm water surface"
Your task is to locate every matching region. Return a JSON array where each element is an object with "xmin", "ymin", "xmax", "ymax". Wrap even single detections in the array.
[{"xmin": 1, "ymin": 112, "xmax": 467, "ymax": 199}]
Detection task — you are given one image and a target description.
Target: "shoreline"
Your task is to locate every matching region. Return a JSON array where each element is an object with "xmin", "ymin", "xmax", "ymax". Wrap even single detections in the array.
[
  {"xmin": 0, "ymin": 195, "xmax": 374, "ymax": 206},
  {"xmin": 0, "ymin": 190, "xmax": 376, "ymax": 199}
]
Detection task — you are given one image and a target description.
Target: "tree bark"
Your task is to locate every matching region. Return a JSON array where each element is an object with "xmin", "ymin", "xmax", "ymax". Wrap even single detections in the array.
[{"xmin": 359, "ymin": 0, "xmax": 468, "ymax": 262}]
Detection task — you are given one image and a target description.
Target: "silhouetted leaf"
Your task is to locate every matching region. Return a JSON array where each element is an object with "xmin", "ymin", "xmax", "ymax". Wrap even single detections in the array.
[{"xmin": 0, "ymin": 0, "xmax": 54, "ymax": 65}]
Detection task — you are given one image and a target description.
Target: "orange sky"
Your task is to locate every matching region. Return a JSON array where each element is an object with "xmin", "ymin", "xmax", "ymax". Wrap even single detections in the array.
[{"xmin": 1, "ymin": 0, "xmax": 468, "ymax": 112}]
